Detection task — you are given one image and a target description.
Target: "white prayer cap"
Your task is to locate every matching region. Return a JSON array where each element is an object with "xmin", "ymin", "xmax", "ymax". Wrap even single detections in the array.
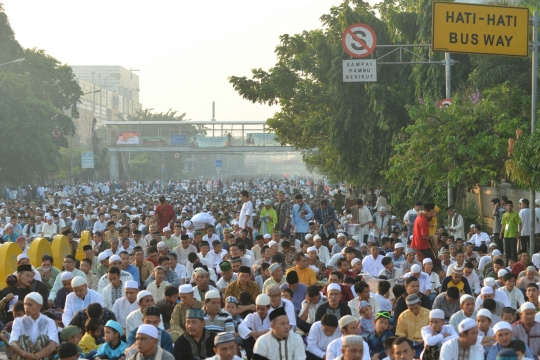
[
  {"xmin": 429, "ymin": 309, "xmax": 445, "ymax": 319},
  {"xmin": 157, "ymin": 242, "xmax": 167, "ymax": 250},
  {"xmin": 17, "ymin": 254, "xmax": 28, "ymax": 262},
  {"xmin": 327, "ymin": 283, "xmax": 341, "ymax": 292},
  {"xmin": 498, "ymin": 269, "xmax": 508, "ymax": 277},
  {"xmin": 256, "ymin": 294, "xmax": 271, "ymax": 306},
  {"xmin": 61, "ymin": 272, "xmax": 74, "ymax": 281},
  {"xmin": 307, "ymin": 246, "xmax": 317, "ymax": 253},
  {"xmin": 125, "ymin": 280, "xmax": 139, "ymax": 289},
  {"xmin": 137, "ymin": 290, "xmax": 153, "ymax": 302},
  {"xmin": 205, "ymin": 290, "xmax": 220, "ymax": 299},
  {"xmin": 411, "ymin": 264, "xmax": 421, "ymax": 274},
  {"xmin": 458, "ymin": 318, "xmax": 477, "ymax": 333},
  {"xmin": 337, "ymin": 233, "xmax": 346, "ymax": 238},
  {"xmin": 470, "ymin": 224, "xmax": 476, "ymax": 228},
  {"xmin": 520, "ymin": 302, "xmax": 536, "ymax": 312},
  {"xmin": 137, "ymin": 324, "xmax": 158, "ymax": 339},
  {"xmin": 71, "ymin": 276, "xmax": 87, "ymax": 288},
  {"xmin": 183, "ymin": 220, "xmax": 192, "ymax": 228},
  {"xmin": 489, "ymin": 243, "xmax": 498, "ymax": 248},
  {"xmin": 492, "ymin": 250, "xmax": 502, "ymax": 256},
  {"xmin": 481, "ymin": 286, "xmax": 494, "ymax": 295},
  {"xmin": 484, "ymin": 277, "xmax": 496, "ymax": 287},
  {"xmin": 269, "ymin": 263, "xmax": 281, "ymax": 273},
  {"xmin": 395, "ymin": 243, "xmax": 404, "ymax": 249},
  {"xmin": 329, "ymin": 238, "xmax": 336, "ymax": 246},
  {"xmin": 220, "ymin": 252, "xmax": 229, "ymax": 260},
  {"xmin": 305, "ymin": 234, "xmax": 313, "ymax": 240},
  {"xmin": 46, "ymin": 216, "xmax": 52, "ymax": 221},
  {"xmin": 149, "ymin": 211, "xmax": 155, "ymax": 216},
  {"xmin": 422, "ymin": 258, "xmax": 433, "ymax": 264},
  {"xmin": 342, "ymin": 335, "xmax": 364, "ymax": 346},
  {"xmin": 98, "ymin": 252, "xmax": 109, "ymax": 261},
  {"xmin": 477, "ymin": 309, "xmax": 492, "ymax": 320},
  {"xmin": 188, "ymin": 233, "xmax": 194, "ymax": 239},
  {"xmin": 339, "ymin": 315, "xmax": 356, "ymax": 328},
  {"xmin": 268, "ymin": 241, "xmax": 277, "ymax": 247},
  {"xmin": 459, "ymin": 294, "xmax": 475, "ymax": 305},
  {"xmin": 351, "ymin": 258, "xmax": 361, "ymax": 266},
  {"xmin": 109, "ymin": 255, "xmax": 121, "ymax": 263},
  {"xmin": 179, "ymin": 284, "xmax": 194, "ymax": 294},
  {"xmin": 314, "ymin": 235, "xmax": 322, "ymax": 241},
  {"xmin": 25, "ymin": 292, "xmax": 43, "ymax": 305},
  {"xmin": 263, "ymin": 234, "xmax": 271, "ymax": 239},
  {"xmin": 162, "ymin": 227, "xmax": 171, "ymax": 232},
  {"xmin": 493, "ymin": 321, "xmax": 513, "ymax": 333}
]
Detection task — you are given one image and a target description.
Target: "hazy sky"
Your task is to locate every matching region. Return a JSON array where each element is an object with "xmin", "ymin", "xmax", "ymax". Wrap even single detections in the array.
[{"xmin": 2, "ymin": 1, "xmax": 380, "ymax": 121}]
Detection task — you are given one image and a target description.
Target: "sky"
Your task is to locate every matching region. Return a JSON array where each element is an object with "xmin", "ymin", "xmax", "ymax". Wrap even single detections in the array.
[{"xmin": 2, "ymin": 0, "xmax": 380, "ymax": 122}]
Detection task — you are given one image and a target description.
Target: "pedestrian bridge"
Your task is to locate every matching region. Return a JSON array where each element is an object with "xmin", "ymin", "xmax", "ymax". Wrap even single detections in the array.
[{"xmin": 104, "ymin": 120, "xmax": 301, "ymax": 180}]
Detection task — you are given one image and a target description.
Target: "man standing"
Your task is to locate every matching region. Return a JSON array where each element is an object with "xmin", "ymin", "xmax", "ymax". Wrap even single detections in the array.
[
  {"xmin": 253, "ymin": 307, "xmax": 306, "ymax": 360},
  {"xmin": 239, "ymin": 190, "xmax": 254, "ymax": 243},
  {"xmin": 291, "ymin": 194, "xmax": 313, "ymax": 242},
  {"xmin": 446, "ymin": 206, "xmax": 465, "ymax": 242},
  {"xmin": 314, "ymin": 200, "xmax": 336, "ymax": 240},
  {"xmin": 404, "ymin": 201, "xmax": 422, "ymax": 239},
  {"xmin": 501, "ymin": 201, "xmax": 522, "ymax": 264},
  {"xmin": 275, "ymin": 190, "xmax": 291, "ymax": 234},
  {"xmin": 411, "ymin": 204, "xmax": 436, "ymax": 262},
  {"xmin": 260, "ymin": 199, "xmax": 278, "ymax": 236},
  {"xmin": 518, "ymin": 199, "xmax": 531, "ymax": 254},
  {"xmin": 372, "ymin": 207, "xmax": 391, "ymax": 240},
  {"xmin": 351, "ymin": 199, "xmax": 372, "ymax": 244},
  {"xmin": 492, "ymin": 198, "xmax": 506, "ymax": 251},
  {"xmin": 440, "ymin": 318, "xmax": 484, "ymax": 359}
]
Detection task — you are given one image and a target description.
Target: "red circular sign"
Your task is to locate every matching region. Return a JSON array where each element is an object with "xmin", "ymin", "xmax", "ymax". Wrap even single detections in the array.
[
  {"xmin": 201, "ymin": 155, "xmax": 207, "ymax": 161},
  {"xmin": 342, "ymin": 23, "xmax": 377, "ymax": 58},
  {"xmin": 51, "ymin": 128, "xmax": 61, "ymax": 138},
  {"xmin": 438, "ymin": 98, "xmax": 453, "ymax": 109}
]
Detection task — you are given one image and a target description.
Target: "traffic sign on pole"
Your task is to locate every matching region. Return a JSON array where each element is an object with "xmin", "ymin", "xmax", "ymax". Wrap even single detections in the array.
[
  {"xmin": 342, "ymin": 23, "xmax": 377, "ymax": 58},
  {"xmin": 438, "ymin": 98, "xmax": 453, "ymax": 108},
  {"xmin": 51, "ymin": 129, "xmax": 61, "ymax": 138},
  {"xmin": 343, "ymin": 60, "xmax": 377, "ymax": 82},
  {"xmin": 161, "ymin": 164, "xmax": 166, "ymax": 169},
  {"xmin": 432, "ymin": 2, "xmax": 529, "ymax": 57},
  {"xmin": 216, "ymin": 160, "xmax": 222, "ymax": 167},
  {"xmin": 174, "ymin": 153, "xmax": 180, "ymax": 158}
]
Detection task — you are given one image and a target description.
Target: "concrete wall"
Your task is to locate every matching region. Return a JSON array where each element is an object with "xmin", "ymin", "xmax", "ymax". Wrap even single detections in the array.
[{"xmin": 466, "ymin": 181, "xmax": 539, "ymax": 232}]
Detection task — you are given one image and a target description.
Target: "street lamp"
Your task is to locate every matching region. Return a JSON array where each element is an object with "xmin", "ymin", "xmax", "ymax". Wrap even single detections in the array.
[{"xmin": 0, "ymin": 58, "xmax": 25, "ymax": 67}]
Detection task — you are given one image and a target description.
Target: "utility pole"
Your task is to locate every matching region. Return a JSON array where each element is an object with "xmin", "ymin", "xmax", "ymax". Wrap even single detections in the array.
[
  {"xmin": 445, "ymin": 52, "xmax": 453, "ymax": 208},
  {"xmin": 530, "ymin": 11, "xmax": 538, "ymax": 256}
]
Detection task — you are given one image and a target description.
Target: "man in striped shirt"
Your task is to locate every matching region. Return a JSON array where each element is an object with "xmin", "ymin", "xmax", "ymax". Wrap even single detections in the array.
[{"xmin": 203, "ymin": 290, "xmax": 234, "ymax": 333}]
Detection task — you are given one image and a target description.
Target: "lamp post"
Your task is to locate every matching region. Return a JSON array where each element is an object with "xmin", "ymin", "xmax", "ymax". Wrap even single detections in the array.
[{"xmin": 0, "ymin": 58, "xmax": 25, "ymax": 67}]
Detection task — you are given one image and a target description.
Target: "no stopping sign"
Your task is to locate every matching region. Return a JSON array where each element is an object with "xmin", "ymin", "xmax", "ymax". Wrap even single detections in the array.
[{"xmin": 342, "ymin": 23, "xmax": 377, "ymax": 58}]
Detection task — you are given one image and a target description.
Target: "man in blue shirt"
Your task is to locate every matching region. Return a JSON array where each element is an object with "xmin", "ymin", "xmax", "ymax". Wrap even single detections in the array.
[{"xmin": 291, "ymin": 194, "xmax": 313, "ymax": 242}]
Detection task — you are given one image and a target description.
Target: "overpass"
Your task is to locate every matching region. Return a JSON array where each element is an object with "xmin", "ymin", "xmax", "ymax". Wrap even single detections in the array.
[{"xmin": 104, "ymin": 120, "xmax": 303, "ymax": 180}]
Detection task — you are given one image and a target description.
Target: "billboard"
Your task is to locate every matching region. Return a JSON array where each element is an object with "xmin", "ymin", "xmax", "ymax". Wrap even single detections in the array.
[
  {"xmin": 116, "ymin": 132, "xmax": 139, "ymax": 145},
  {"xmin": 190, "ymin": 136, "xmax": 228, "ymax": 148},
  {"xmin": 171, "ymin": 134, "xmax": 187, "ymax": 145},
  {"xmin": 246, "ymin": 133, "xmax": 278, "ymax": 145},
  {"xmin": 81, "ymin": 152, "xmax": 94, "ymax": 169},
  {"xmin": 142, "ymin": 136, "xmax": 166, "ymax": 145}
]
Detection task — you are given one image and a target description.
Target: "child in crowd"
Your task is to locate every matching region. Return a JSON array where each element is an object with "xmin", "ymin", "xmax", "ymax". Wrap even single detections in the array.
[
  {"xmin": 476, "ymin": 309, "xmax": 496, "ymax": 357},
  {"xmin": 224, "ymin": 296, "xmax": 243, "ymax": 335},
  {"xmin": 358, "ymin": 301, "xmax": 375, "ymax": 336},
  {"xmin": 94, "ymin": 320, "xmax": 127, "ymax": 360},
  {"xmin": 482, "ymin": 299, "xmax": 502, "ymax": 324},
  {"xmin": 376, "ymin": 281, "xmax": 393, "ymax": 312},
  {"xmin": 501, "ymin": 307, "xmax": 516, "ymax": 324},
  {"xmin": 420, "ymin": 309, "xmax": 457, "ymax": 360},
  {"xmin": 79, "ymin": 318, "xmax": 104, "ymax": 354},
  {"xmin": 281, "ymin": 288, "xmax": 293, "ymax": 301},
  {"xmin": 382, "ymin": 336, "xmax": 397, "ymax": 360},
  {"xmin": 509, "ymin": 339, "xmax": 534, "ymax": 360},
  {"xmin": 0, "ymin": 301, "xmax": 25, "ymax": 360},
  {"xmin": 365, "ymin": 312, "xmax": 394, "ymax": 359},
  {"xmin": 56, "ymin": 325, "xmax": 85, "ymax": 359}
]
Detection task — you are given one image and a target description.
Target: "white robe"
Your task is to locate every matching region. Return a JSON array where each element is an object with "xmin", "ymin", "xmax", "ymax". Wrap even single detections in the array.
[
  {"xmin": 254, "ymin": 331, "xmax": 306, "ymax": 360},
  {"xmin": 327, "ymin": 337, "xmax": 370, "ymax": 360},
  {"xmin": 420, "ymin": 324, "xmax": 458, "ymax": 359},
  {"xmin": 238, "ymin": 312, "xmax": 270, "ymax": 339},
  {"xmin": 440, "ymin": 337, "xmax": 484, "ymax": 360},
  {"xmin": 306, "ymin": 321, "xmax": 341, "ymax": 358},
  {"xmin": 112, "ymin": 296, "xmax": 139, "ymax": 328},
  {"xmin": 125, "ymin": 309, "xmax": 165, "ymax": 335}
]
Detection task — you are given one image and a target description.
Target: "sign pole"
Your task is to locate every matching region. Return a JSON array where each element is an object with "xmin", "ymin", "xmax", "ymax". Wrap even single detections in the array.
[
  {"xmin": 445, "ymin": 52, "xmax": 453, "ymax": 208},
  {"xmin": 530, "ymin": 11, "xmax": 538, "ymax": 256}
]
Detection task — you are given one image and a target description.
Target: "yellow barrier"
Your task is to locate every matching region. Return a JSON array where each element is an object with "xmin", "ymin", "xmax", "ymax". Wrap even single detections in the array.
[
  {"xmin": 0, "ymin": 243, "xmax": 22, "ymax": 288},
  {"xmin": 27, "ymin": 238, "xmax": 54, "ymax": 269},
  {"xmin": 51, "ymin": 235, "xmax": 71, "ymax": 264},
  {"xmin": 76, "ymin": 231, "xmax": 92, "ymax": 261}
]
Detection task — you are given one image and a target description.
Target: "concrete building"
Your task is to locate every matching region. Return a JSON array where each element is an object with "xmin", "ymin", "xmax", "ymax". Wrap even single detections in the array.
[{"xmin": 70, "ymin": 65, "xmax": 142, "ymax": 146}]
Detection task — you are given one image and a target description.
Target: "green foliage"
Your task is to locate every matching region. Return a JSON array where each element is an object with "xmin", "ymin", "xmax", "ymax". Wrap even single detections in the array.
[{"xmin": 507, "ymin": 125, "xmax": 540, "ymax": 191}]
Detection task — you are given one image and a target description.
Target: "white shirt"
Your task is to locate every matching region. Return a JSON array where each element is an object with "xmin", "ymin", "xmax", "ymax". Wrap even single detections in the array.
[
  {"xmin": 349, "ymin": 296, "xmax": 381, "ymax": 320},
  {"xmin": 499, "ymin": 286, "xmax": 525, "ymax": 309},
  {"xmin": 421, "ymin": 324, "xmax": 457, "ymax": 347},
  {"xmin": 193, "ymin": 285, "xmax": 218, "ymax": 301},
  {"xmin": 535, "ymin": 208, "xmax": 540, "ymax": 234},
  {"xmin": 9, "ymin": 313, "xmax": 59, "ymax": 346},
  {"xmin": 125, "ymin": 309, "xmax": 165, "ymax": 335},
  {"xmin": 104, "ymin": 248, "xmax": 123, "ymax": 257},
  {"xmin": 327, "ymin": 337, "xmax": 370, "ymax": 360},
  {"xmin": 306, "ymin": 321, "xmax": 342, "ymax": 358},
  {"xmin": 464, "ymin": 271, "xmax": 481, "ymax": 295},
  {"xmin": 520, "ymin": 208, "xmax": 531, "ymax": 236},
  {"xmin": 210, "ymin": 249, "xmax": 228, "ymax": 268},
  {"xmin": 190, "ymin": 212, "xmax": 216, "ymax": 230},
  {"xmin": 479, "ymin": 254, "xmax": 492, "ymax": 272},
  {"xmin": 175, "ymin": 244, "xmax": 198, "ymax": 266},
  {"xmin": 446, "ymin": 262, "xmax": 466, "ymax": 276},
  {"xmin": 49, "ymin": 268, "xmax": 86, "ymax": 301},
  {"xmin": 102, "ymin": 282, "xmax": 125, "ymax": 309},
  {"xmin": 315, "ymin": 245, "xmax": 331, "ymax": 265},
  {"xmin": 470, "ymin": 232, "xmax": 490, "ymax": 247},
  {"xmin": 440, "ymin": 336, "xmax": 484, "ymax": 360},
  {"xmin": 63, "ymin": 289, "xmax": 104, "ymax": 325},
  {"xmin": 374, "ymin": 293, "xmax": 392, "ymax": 311},
  {"xmin": 93, "ymin": 220, "xmax": 107, "ymax": 232},
  {"xmin": 362, "ymin": 254, "xmax": 385, "ymax": 275},
  {"xmin": 254, "ymin": 331, "xmax": 306, "ymax": 360},
  {"xmin": 172, "ymin": 263, "xmax": 187, "ymax": 283},
  {"xmin": 403, "ymin": 271, "xmax": 431, "ymax": 293},
  {"xmin": 202, "ymin": 233, "xmax": 220, "ymax": 250},
  {"xmin": 216, "ymin": 273, "xmax": 238, "ymax": 291},
  {"xmin": 41, "ymin": 223, "xmax": 57, "ymax": 237},
  {"xmin": 475, "ymin": 288, "xmax": 511, "ymax": 308},
  {"xmin": 238, "ymin": 312, "xmax": 271, "ymax": 339},
  {"xmin": 239, "ymin": 201, "xmax": 254, "ymax": 229},
  {"xmin": 300, "ymin": 295, "xmax": 327, "ymax": 324},
  {"xmin": 112, "ymin": 296, "xmax": 139, "ymax": 328},
  {"xmin": 186, "ymin": 259, "xmax": 217, "ymax": 282},
  {"xmin": 269, "ymin": 299, "xmax": 297, "ymax": 327},
  {"xmin": 403, "ymin": 209, "xmax": 418, "ymax": 225}
]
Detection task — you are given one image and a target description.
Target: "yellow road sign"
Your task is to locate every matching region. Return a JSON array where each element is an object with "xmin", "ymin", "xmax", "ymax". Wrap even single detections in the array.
[{"xmin": 432, "ymin": 2, "xmax": 529, "ymax": 57}]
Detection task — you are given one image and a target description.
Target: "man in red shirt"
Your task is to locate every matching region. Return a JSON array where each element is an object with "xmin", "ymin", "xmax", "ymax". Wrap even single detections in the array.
[{"xmin": 411, "ymin": 203, "xmax": 436, "ymax": 262}]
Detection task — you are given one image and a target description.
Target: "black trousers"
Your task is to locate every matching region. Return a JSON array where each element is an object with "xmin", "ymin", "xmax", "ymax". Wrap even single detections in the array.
[
  {"xmin": 521, "ymin": 235, "xmax": 530, "ymax": 253},
  {"xmin": 504, "ymin": 237, "xmax": 517, "ymax": 264},
  {"xmin": 243, "ymin": 336, "xmax": 256, "ymax": 360},
  {"xmin": 306, "ymin": 351, "xmax": 323, "ymax": 360},
  {"xmin": 493, "ymin": 233, "xmax": 503, "ymax": 253},
  {"xmin": 297, "ymin": 318, "xmax": 313, "ymax": 334}
]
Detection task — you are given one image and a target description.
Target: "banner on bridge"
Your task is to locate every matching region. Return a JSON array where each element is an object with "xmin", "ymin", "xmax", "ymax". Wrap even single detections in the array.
[{"xmin": 191, "ymin": 136, "xmax": 228, "ymax": 148}]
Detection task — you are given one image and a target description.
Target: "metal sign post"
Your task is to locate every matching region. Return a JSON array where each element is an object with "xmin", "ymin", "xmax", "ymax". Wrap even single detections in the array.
[{"xmin": 530, "ymin": 11, "xmax": 538, "ymax": 256}]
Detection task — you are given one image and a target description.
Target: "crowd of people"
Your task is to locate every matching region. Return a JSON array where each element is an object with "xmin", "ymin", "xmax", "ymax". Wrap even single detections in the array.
[{"xmin": 0, "ymin": 178, "xmax": 538, "ymax": 360}]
